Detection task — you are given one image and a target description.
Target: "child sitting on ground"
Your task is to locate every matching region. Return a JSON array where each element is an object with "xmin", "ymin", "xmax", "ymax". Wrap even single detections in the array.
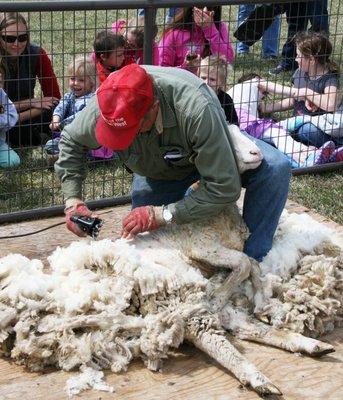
[
  {"xmin": 227, "ymin": 72, "xmax": 342, "ymax": 167},
  {"xmin": 93, "ymin": 30, "xmax": 133, "ymax": 83},
  {"xmin": 45, "ymin": 56, "xmax": 112, "ymax": 164},
  {"xmin": 112, "ymin": 17, "xmax": 159, "ymax": 65},
  {"xmin": 258, "ymin": 31, "xmax": 342, "ymax": 162},
  {"xmin": 199, "ymin": 55, "xmax": 238, "ymax": 125},
  {"xmin": 0, "ymin": 71, "xmax": 20, "ymax": 168}
]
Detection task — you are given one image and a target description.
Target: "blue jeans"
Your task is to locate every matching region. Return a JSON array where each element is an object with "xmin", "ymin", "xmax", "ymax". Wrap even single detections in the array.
[
  {"xmin": 131, "ymin": 138, "xmax": 291, "ymax": 262},
  {"xmin": 279, "ymin": 2, "xmax": 307, "ymax": 69},
  {"xmin": 237, "ymin": 4, "xmax": 281, "ymax": 57},
  {"xmin": 294, "ymin": 122, "xmax": 343, "ymax": 147},
  {"xmin": 307, "ymin": 0, "xmax": 329, "ymax": 33},
  {"xmin": 0, "ymin": 142, "xmax": 20, "ymax": 168},
  {"xmin": 279, "ymin": 1, "xmax": 328, "ymax": 70}
]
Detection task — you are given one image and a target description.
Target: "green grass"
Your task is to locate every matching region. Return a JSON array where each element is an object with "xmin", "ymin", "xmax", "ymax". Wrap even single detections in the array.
[
  {"xmin": 1, "ymin": 2, "xmax": 342, "ymax": 224},
  {"xmin": 289, "ymin": 171, "xmax": 343, "ymax": 224}
]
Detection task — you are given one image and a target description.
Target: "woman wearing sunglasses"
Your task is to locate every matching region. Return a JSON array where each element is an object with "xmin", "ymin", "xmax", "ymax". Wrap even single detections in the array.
[{"xmin": 0, "ymin": 12, "xmax": 61, "ymax": 147}]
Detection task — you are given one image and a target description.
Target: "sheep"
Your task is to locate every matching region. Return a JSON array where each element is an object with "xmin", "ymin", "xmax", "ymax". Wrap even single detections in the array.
[{"xmin": 0, "ymin": 205, "xmax": 341, "ymax": 397}]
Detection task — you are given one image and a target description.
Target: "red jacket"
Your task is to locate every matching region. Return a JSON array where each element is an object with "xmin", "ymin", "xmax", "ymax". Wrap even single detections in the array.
[{"xmin": 96, "ymin": 56, "xmax": 134, "ymax": 84}]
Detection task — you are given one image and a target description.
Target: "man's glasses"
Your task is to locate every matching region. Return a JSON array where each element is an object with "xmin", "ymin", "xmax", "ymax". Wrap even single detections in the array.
[{"xmin": 1, "ymin": 34, "xmax": 29, "ymax": 43}]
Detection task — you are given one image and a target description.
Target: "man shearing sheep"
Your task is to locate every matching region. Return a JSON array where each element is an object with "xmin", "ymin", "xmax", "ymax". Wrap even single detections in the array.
[{"xmin": 55, "ymin": 64, "xmax": 291, "ymax": 261}]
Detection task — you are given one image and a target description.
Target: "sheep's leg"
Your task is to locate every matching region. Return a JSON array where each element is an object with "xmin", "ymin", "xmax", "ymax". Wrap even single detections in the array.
[
  {"xmin": 185, "ymin": 318, "xmax": 281, "ymax": 396},
  {"xmin": 189, "ymin": 245, "xmax": 251, "ymax": 307},
  {"xmin": 220, "ymin": 306, "xmax": 334, "ymax": 357},
  {"xmin": 249, "ymin": 260, "xmax": 270, "ymax": 316},
  {"xmin": 38, "ymin": 314, "xmax": 144, "ymax": 333}
]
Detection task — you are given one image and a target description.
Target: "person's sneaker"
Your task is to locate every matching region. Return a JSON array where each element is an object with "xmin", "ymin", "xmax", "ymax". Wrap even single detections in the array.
[
  {"xmin": 328, "ymin": 146, "xmax": 343, "ymax": 163},
  {"xmin": 268, "ymin": 64, "xmax": 292, "ymax": 75},
  {"xmin": 313, "ymin": 141, "xmax": 336, "ymax": 165}
]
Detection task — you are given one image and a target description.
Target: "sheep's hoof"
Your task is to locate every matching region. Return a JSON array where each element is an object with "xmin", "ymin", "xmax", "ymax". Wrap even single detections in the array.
[
  {"xmin": 310, "ymin": 344, "xmax": 335, "ymax": 357},
  {"xmin": 254, "ymin": 313, "xmax": 269, "ymax": 324},
  {"xmin": 254, "ymin": 383, "xmax": 282, "ymax": 396}
]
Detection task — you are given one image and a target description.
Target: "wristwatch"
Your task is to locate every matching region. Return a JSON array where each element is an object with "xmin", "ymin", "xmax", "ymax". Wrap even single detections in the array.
[{"xmin": 162, "ymin": 206, "xmax": 173, "ymax": 224}]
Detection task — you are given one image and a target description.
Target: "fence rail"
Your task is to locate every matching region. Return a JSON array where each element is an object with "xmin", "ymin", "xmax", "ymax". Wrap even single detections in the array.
[
  {"xmin": 0, "ymin": 0, "xmax": 303, "ymax": 12},
  {"xmin": 0, "ymin": 0, "xmax": 342, "ymax": 222}
]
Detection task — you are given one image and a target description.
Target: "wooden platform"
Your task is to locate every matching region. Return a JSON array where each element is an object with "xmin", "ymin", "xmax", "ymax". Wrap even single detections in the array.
[{"xmin": 0, "ymin": 201, "xmax": 342, "ymax": 400}]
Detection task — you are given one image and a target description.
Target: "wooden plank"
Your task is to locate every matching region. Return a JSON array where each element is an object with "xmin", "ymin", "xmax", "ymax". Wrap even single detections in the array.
[{"xmin": 0, "ymin": 202, "xmax": 342, "ymax": 399}]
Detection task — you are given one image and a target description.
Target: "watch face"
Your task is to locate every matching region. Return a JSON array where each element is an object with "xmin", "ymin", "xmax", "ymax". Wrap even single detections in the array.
[{"xmin": 163, "ymin": 208, "xmax": 173, "ymax": 223}]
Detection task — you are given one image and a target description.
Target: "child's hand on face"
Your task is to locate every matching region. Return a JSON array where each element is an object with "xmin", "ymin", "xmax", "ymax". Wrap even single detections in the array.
[
  {"xmin": 193, "ymin": 7, "xmax": 214, "ymax": 28},
  {"xmin": 114, "ymin": 20, "xmax": 127, "ymax": 36}
]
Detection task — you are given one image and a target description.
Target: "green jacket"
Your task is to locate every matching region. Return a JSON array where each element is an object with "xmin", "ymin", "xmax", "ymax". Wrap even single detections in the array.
[{"xmin": 55, "ymin": 66, "xmax": 241, "ymax": 224}]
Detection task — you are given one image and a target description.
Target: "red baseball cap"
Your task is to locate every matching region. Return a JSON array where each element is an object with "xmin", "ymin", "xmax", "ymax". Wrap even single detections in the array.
[{"xmin": 95, "ymin": 64, "xmax": 154, "ymax": 150}]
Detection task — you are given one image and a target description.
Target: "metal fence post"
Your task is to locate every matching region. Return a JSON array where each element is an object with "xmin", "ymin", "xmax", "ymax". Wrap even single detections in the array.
[{"xmin": 143, "ymin": 3, "xmax": 155, "ymax": 64}]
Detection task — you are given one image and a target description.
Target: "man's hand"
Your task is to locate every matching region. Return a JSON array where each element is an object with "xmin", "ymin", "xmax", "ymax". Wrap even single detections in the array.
[
  {"xmin": 121, "ymin": 206, "xmax": 164, "ymax": 238},
  {"xmin": 64, "ymin": 200, "xmax": 93, "ymax": 237}
]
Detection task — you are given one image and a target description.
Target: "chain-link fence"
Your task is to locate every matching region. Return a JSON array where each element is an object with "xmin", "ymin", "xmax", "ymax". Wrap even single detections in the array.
[{"xmin": 0, "ymin": 0, "xmax": 342, "ymax": 221}]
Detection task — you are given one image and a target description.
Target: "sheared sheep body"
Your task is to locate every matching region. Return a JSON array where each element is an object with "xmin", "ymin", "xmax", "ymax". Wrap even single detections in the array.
[{"xmin": 0, "ymin": 206, "xmax": 341, "ymax": 396}]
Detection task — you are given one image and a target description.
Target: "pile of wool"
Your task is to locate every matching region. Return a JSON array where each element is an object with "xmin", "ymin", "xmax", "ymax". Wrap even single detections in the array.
[
  {"xmin": 0, "ymin": 238, "xmax": 209, "ymax": 374},
  {"xmin": 260, "ymin": 253, "xmax": 342, "ymax": 337},
  {"xmin": 228, "ymin": 210, "xmax": 343, "ymax": 337}
]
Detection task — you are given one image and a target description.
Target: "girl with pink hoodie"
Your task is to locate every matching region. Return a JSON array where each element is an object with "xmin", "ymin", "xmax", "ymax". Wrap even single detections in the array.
[{"xmin": 158, "ymin": 6, "xmax": 234, "ymax": 73}]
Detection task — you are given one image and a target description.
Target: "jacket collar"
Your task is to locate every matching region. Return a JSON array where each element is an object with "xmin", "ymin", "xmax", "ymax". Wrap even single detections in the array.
[{"xmin": 153, "ymin": 80, "xmax": 177, "ymax": 131}]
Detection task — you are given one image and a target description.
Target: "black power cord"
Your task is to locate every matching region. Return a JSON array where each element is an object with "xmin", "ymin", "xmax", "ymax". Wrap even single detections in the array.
[
  {"xmin": 0, "ymin": 209, "xmax": 113, "ymax": 240},
  {"xmin": 0, "ymin": 221, "xmax": 65, "ymax": 239}
]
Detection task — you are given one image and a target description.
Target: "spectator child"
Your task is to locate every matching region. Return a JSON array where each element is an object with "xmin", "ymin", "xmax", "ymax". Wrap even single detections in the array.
[
  {"xmin": 199, "ymin": 55, "xmax": 238, "ymax": 125},
  {"xmin": 259, "ymin": 31, "xmax": 342, "ymax": 153},
  {"xmin": 45, "ymin": 56, "xmax": 112, "ymax": 164},
  {"xmin": 228, "ymin": 73, "xmax": 342, "ymax": 167},
  {"xmin": 93, "ymin": 30, "xmax": 133, "ymax": 83},
  {"xmin": 0, "ymin": 12, "xmax": 61, "ymax": 147},
  {"xmin": 159, "ymin": 6, "xmax": 234, "ymax": 74},
  {"xmin": 112, "ymin": 17, "xmax": 159, "ymax": 65},
  {"xmin": 0, "ymin": 71, "xmax": 20, "ymax": 168}
]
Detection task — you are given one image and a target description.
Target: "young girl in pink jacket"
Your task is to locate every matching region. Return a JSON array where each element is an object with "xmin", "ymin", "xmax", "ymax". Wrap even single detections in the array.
[{"xmin": 158, "ymin": 6, "xmax": 234, "ymax": 74}]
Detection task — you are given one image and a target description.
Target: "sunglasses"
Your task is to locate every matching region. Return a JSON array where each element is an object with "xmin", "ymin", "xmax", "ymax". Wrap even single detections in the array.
[{"xmin": 1, "ymin": 33, "xmax": 29, "ymax": 43}]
